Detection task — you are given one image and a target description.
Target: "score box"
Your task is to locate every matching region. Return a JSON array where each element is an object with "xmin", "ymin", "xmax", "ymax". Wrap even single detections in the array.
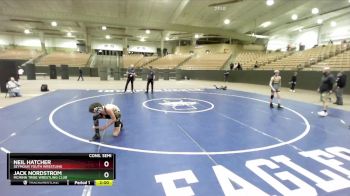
[
  {"xmin": 95, "ymin": 180, "xmax": 114, "ymax": 186},
  {"xmin": 7, "ymin": 153, "xmax": 115, "ymax": 186}
]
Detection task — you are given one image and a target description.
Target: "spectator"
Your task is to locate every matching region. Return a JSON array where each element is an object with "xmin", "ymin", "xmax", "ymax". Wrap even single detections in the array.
[
  {"xmin": 254, "ymin": 61, "xmax": 259, "ymax": 68},
  {"xmin": 289, "ymin": 72, "xmax": 298, "ymax": 92},
  {"xmin": 236, "ymin": 63, "xmax": 242, "ymax": 70},
  {"xmin": 77, "ymin": 67, "xmax": 84, "ymax": 81},
  {"xmin": 6, "ymin": 77, "xmax": 21, "ymax": 97},
  {"xmin": 230, "ymin": 63, "xmax": 234, "ymax": 70},
  {"xmin": 334, "ymin": 71, "xmax": 347, "ymax": 105},
  {"xmin": 224, "ymin": 70, "xmax": 230, "ymax": 82},
  {"xmin": 17, "ymin": 66, "xmax": 24, "ymax": 79}
]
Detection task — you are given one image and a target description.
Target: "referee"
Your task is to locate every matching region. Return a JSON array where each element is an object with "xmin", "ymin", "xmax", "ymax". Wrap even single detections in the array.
[
  {"xmin": 145, "ymin": 66, "xmax": 155, "ymax": 94},
  {"xmin": 124, "ymin": 64, "xmax": 136, "ymax": 93}
]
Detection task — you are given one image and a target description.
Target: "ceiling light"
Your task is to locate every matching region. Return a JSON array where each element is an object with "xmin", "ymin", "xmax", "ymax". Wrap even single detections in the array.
[
  {"xmin": 224, "ymin": 19, "xmax": 230, "ymax": 24},
  {"xmin": 51, "ymin": 21, "xmax": 57, "ymax": 27},
  {"xmin": 266, "ymin": 0, "xmax": 274, "ymax": 6},
  {"xmin": 67, "ymin": 32, "xmax": 72, "ymax": 37},
  {"xmin": 298, "ymin": 28, "xmax": 303, "ymax": 32},
  {"xmin": 291, "ymin": 14, "xmax": 298, "ymax": 20},
  {"xmin": 140, "ymin": 37, "xmax": 145, "ymax": 42},
  {"xmin": 101, "ymin": 26, "xmax": 107, "ymax": 31},
  {"xmin": 165, "ymin": 37, "xmax": 170, "ymax": 41},
  {"xmin": 331, "ymin": 21, "xmax": 337, "ymax": 27},
  {"xmin": 24, "ymin": 29, "xmax": 31, "ymax": 34},
  {"xmin": 194, "ymin": 34, "xmax": 199, "ymax": 39},
  {"xmin": 317, "ymin": 19, "xmax": 323, "ymax": 24},
  {"xmin": 105, "ymin": 35, "xmax": 111, "ymax": 39},
  {"xmin": 253, "ymin": 34, "xmax": 269, "ymax": 39},
  {"xmin": 311, "ymin": 8, "xmax": 319, "ymax": 14},
  {"xmin": 260, "ymin": 21, "xmax": 271, "ymax": 28},
  {"xmin": 145, "ymin": 29, "xmax": 151, "ymax": 34}
]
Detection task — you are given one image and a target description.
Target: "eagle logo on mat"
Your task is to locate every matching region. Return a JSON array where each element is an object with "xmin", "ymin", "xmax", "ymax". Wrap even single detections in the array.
[{"xmin": 143, "ymin": 98, "xmax": 214, "ymax": 113}]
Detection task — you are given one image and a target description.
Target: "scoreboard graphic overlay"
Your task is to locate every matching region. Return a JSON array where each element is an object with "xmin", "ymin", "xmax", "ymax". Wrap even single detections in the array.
[{"xmin": 8, "ymin": 153, "xmax": 115, "ymax": 186}]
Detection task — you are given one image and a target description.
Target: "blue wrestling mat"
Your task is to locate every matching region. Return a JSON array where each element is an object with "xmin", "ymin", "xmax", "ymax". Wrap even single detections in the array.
[{"xmin": 1, "ymin": 88, "xmax": 350, "ymax": 196}]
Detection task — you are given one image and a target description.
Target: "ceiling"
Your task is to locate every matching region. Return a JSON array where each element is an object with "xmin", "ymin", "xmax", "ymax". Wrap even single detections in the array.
[{"xmin": 0, "ymin": 0, "xmax": 350, "ymax": 44}]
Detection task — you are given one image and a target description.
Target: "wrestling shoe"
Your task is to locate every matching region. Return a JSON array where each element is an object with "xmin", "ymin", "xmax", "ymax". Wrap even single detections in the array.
[
  {"xmin": 91, "ymin": 133, "xmax": 100, "ymax": 141},
  {"xmin": 317, "ymin": 111, "xmax": 328, "ymax": 117}
]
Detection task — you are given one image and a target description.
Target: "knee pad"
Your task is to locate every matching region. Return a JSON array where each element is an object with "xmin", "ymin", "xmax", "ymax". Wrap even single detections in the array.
[
  {"xmin": 94, "ymin": 120, "xmax": 99, "ymax": 126},
  {"xmin": 93, "ymin": 115, "xmax": 99, "ymax": 126},
  {"xmin": 271, "ymin": 95, "xmax": 274, "ymax": 99},
  {"xmin": 115, "ymin": 120, "xmax": 121, "ymax": 127}
]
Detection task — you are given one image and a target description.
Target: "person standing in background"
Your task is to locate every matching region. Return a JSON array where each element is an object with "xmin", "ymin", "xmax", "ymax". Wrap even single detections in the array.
[
  {"xmin": 77, "ymin": 67, "xmax": 84, "ymax": 81},
  {"xmin": 224, "ymin": 70, "xmax": 230, "ymax": 82},
  {"xmin": 17, "ymin": 66, "xmax": 24, "ymax": 80},
  {"xmin": 236, "ymin": 63, "xmax": 242, "ymax": 70},
  {"xmin": 145, "ymin": 66, "xmax": 155, "ymax": 94},
  {"xmin": 317, "ymin": 67, "xmax": 335, "ymax": 117},
  {"xmin": 289, "ymin": 72, "xmax": 298, "ymax": 92},
  {"xmin": 334, "ymin": 71, "xmax": 347, "ymax": 105},
  {"xmin": 124, "ymin": 64, "xmax": 136, "ymax": 93}
]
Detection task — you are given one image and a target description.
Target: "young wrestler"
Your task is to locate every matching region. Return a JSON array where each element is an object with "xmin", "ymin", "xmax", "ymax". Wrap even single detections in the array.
[
  {"xmin": 89, "ymin": 102, "xmax": 123, "ymax": 141},
  {"xmin": 269, "ymin": 70, "xmax": 282, "ymax": 108}
]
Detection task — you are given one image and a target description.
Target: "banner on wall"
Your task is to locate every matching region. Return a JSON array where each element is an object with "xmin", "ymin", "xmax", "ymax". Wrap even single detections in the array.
[
  {"xmin": 92, "ymin": 43, "xmax": 123, "ymax": 51},
  {"xmin": 129, "ymin": 45, "xmax": 156, "ymax": 53}
]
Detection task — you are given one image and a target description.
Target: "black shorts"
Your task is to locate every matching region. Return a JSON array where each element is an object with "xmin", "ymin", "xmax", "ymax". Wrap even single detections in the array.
[{"xmin": 96, "ymin": 114, "xmax": 121, "ymax": 127}]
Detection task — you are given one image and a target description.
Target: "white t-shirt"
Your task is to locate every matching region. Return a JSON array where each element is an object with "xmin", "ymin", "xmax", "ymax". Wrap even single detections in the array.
[{"xmin": 6, "ymin": 80, "xmax": 20, "ymax": 93}]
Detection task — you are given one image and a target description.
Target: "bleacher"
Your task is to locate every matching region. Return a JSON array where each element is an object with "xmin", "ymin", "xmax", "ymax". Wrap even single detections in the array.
[
  {"xmin": 262, "ymin": 44, "xmax": 344, "ymax": 70},
  {"xmin": 309, "ymin": 45, "xmax": 350, "ymax": 71},
  {"xmin": 234, "ymin": 51, "xmax": 288, "ymax": 69},
  {"xmin": 134, "ymin": 56, "xmax": 158, "ymax": 67},
  {"xmin": 0, "ymin": 49, "xmax": 41, "ymax": 60},
  {"xmin": 123, "ymin": 54, "xmax": 144, "ymax": 68},
  {"xmin": 254, "ymin": 52, "xmax": 288, "ymax": 67},
  {"xmin": 180, "ymin": 53, "xmax": 231, "ymax": 70},
  {"xmin": 235, "ymin": 51, "xmax": 264, "ymax": 69},
  {"xmin": 148, "ymin": 54, "xmax": 192, "ymax": 69},
  {"xmin": 37, "ymin": 52, "xmax": 91, "ymax": 67}
]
